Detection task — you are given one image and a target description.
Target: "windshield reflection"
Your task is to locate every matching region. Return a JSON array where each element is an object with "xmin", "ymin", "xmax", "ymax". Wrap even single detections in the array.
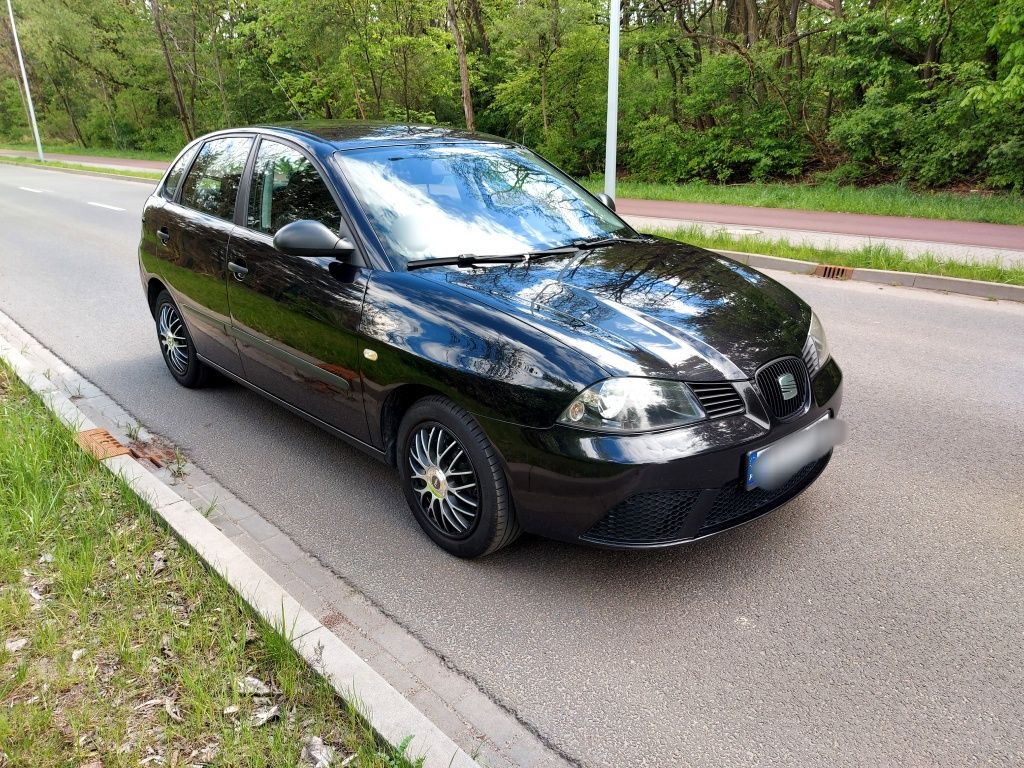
[{"xmin": 334, "ymin": 143, "xmax": 631, "ymax": 265}]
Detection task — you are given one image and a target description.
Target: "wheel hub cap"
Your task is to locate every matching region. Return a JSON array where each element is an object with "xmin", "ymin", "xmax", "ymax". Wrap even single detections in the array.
[{"xmin": 425, "ymin": 466, "xmax": 448, "ymax": 500}]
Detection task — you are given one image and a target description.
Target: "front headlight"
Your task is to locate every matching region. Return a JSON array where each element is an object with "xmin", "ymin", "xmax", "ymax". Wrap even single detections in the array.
[
  {"xmin": 558, "ymin": 377, "xmax": 705, "ymax": 432},
  {"xmin": 806, "ymin": 310, "xmax": 831, "ymax": 374}
]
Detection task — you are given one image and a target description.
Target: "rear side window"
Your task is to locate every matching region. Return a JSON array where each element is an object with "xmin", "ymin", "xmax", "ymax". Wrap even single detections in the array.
[
  {"xmin": 246, "ymin": 140, "xmax": 341, "ymax": 235},
  {"xmin": 160, "ymin": 145, "xmax": 197, "ymax": 201},
  {"xmin": 179, "ymin": 137, "xmax": 253, "ymax": 221}
]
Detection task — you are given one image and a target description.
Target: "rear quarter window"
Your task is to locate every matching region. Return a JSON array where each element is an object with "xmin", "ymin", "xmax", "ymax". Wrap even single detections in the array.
[{"xmin": 160, "ymin": 145, "xmax": 197, "ymax": 201}]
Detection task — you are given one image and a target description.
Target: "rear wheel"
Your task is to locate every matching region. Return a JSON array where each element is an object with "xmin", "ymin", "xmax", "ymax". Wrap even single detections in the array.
[
  {"xmin": 153, "ymin": 290, "xmax": 212, "ymax": 388},
  {"xmin": 397, "ymin": 396, "xmax": 521, "ymax": 558}
]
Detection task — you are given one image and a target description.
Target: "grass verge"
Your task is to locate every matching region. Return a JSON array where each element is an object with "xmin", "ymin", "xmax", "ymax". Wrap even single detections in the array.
[
  {"xmin": 0, "ymin": 142, "xmax": 174, "ymax": 163},
  {"xmin": 655, "ymin": 225, "xmax": 1024, "ymax": 286},
  {"xmin": 0, "ymin": 362, "xmax": 419, "ymax": 767},
  {"xmin": 583, "ymin": 178, "xmax": 1024, "ymax": 226},
  {"xmin": 0, "ymin": 155, "xmax": 163, "ymax": 180}
]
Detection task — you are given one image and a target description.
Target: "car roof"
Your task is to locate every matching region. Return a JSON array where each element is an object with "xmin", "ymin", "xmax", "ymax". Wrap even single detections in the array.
[{"xmin": 244, "ymin": 121, "xmax": 514, "ymax": 153}]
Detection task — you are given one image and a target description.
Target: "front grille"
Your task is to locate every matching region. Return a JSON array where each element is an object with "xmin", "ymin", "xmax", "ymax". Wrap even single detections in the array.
[
  {"xmin": 582, "ymin": 489, "xmax": 702, "ymax": 545},
  {"xmin": 688, "ymin": 382, "xmax": 745, "ymax": 419},
  {"xmin": 755, "ymin": 357, "xmax": 810, "ymax": 420},
  {"xmin": 699, "ymin": 455, "xmax": 828, "ymax": 534}
]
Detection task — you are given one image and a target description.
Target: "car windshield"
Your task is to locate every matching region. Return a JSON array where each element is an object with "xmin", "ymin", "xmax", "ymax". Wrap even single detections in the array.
[{"xmin": 333, "ymin": 143, "xmax": 634, "ymax": 266}]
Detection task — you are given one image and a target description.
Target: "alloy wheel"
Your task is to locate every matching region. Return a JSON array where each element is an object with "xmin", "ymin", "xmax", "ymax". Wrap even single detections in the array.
[
  {"xmin": 408, "ymin": 423, "xmax": 480, "ymax": 539},
  {"xmin": 158, "ymin": 303, "xmax": 189, "ymax": 376}
]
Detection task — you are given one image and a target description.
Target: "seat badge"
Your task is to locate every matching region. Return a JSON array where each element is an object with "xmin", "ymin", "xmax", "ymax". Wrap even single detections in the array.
[{"xmin": 778, "ymin": 372, "xmax": 798, "ymax": 400}]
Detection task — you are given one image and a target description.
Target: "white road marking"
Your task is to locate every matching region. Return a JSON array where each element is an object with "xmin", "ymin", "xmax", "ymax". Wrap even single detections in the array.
[
  {"xmin": 86, "ymin": 201, "xmax": 126, "ymax": 211},
  {"xmin": 18, "ymin": 186, "xmax": 45, "ymax": 193}
]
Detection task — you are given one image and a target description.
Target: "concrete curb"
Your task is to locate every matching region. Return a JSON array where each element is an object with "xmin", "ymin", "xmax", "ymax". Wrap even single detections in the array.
[
  {"xmin": 0, "ymin": 308, "xmax": 478, "ymax": 768},
  {"xmin": 0, "ymin": 157, "xmax": 160, "ymax": 184},
  {"xmin": 712, "ymin": 248, "xmax": 1024, "ymax": 302}
]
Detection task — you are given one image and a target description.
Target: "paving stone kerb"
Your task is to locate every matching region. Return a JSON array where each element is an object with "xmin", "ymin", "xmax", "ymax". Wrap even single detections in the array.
[{"xmin": 0, "ymin": 313, "xmax": 478, "ymax": 768}]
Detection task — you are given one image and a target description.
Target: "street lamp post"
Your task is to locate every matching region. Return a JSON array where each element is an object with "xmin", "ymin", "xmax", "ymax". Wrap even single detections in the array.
[
  {"xmin": 603, "ymin": 0, "xmax": 620, "ymax": 201},
  {"xmin": 6, "ymin": 0, "xmax": 44, "ymax": 161}
]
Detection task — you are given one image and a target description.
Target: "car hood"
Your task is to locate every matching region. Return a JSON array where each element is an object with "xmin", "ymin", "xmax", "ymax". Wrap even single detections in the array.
[{"xmin": 414, "ymin": 238, "xmax": 811, "ymax": 381}]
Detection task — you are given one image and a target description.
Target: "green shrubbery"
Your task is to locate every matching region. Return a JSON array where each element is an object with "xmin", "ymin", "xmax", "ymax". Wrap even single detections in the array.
[{"xmin": 1, "ymin": 0, "xmax": 1022, "ymax": 192}]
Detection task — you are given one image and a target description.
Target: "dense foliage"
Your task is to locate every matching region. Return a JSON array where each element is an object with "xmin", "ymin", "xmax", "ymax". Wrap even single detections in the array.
[{"xmin": 1, "ymin": 0, "xmax": 1022, "ymax": 190}]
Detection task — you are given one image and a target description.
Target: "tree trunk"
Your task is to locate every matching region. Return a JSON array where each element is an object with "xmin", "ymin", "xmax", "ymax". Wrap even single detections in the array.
[
  {"xmin": 447, "ymin": 0, "xmax": 475, "ymax": 131},
  {"xmin": 150, "ymin": 0, "xmax": 193, "ymax": 142},
  {"xmin": 465, "ymin": 0, "xmax": 490, "ymax": 54}
]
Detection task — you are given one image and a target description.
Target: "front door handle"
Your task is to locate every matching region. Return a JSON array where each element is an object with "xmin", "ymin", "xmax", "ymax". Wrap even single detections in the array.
[
  {"xmin": 157, "ymin": 227, "xmax": 170, "ymax": 245},
  {"xmin": 227, "ymin": 260, "xmax": 249, "ymax": 280}
]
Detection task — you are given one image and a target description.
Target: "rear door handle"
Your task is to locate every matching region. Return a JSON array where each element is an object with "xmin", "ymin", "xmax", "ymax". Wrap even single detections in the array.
[
  {"xmin": 228, "ymin": 260, "xmax": 249, "ymax": 279},
  {"xmin": 157, "ymin": 227, "xmax": 170, "ymax": 245}
]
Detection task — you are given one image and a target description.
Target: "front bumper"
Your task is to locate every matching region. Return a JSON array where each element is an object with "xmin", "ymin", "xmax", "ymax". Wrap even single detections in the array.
[{"xmin": 477, "ymin": 358, "xmax": 843, "ymax": 548}]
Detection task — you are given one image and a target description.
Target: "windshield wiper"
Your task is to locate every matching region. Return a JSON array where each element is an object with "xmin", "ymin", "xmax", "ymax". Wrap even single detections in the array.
[
  {"xmin": 406, "ymin": 245, "xmax": 580, "ymax": 271},
  {"xmin": 571, "ymin": 233, "xmax": 652, "ymax": 249}
]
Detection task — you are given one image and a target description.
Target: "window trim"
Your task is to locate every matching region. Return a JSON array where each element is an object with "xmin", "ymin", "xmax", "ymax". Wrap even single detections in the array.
[{"xmin": 175, "ymin": 132, "xmax": 256, "ymax": 223}]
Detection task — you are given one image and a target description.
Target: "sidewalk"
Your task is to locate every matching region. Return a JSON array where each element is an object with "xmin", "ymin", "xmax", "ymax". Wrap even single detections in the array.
[
  {"xmin": 618, "ymin": 198, "xmax": 1024, "ymax": 268},
  {"xmin": 0, "ymin": 148, "xmax": 168, "ymax": 173}
]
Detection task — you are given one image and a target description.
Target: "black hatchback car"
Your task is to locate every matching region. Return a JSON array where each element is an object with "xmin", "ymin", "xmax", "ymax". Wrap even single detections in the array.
[{"xmin": 139, "ymin": 122, "xmax": 843, "ymax": 557}]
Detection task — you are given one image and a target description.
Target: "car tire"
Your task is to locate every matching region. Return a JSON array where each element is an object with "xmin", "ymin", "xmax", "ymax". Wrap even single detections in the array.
[
  {"xmin": 397, "ymin": 395, "xmax": 521, "ymax": 558},
  {"xmin": 153, "ymin": 290, "xmax": 213, "ymax": 388}
]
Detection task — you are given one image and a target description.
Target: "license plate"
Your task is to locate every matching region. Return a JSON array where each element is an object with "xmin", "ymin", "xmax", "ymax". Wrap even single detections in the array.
[{"xmin": 744, "ymin": 413, "xmax": 844, "ymax": 491}]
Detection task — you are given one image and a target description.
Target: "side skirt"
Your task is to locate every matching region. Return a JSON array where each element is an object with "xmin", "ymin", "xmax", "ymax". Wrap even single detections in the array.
[{"xmin": 198, "ymin": 354, "xmax": 390, "ymax": 466}]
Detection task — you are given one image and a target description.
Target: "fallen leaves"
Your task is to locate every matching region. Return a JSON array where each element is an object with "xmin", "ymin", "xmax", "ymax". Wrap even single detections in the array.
[
  {"xmin": 151, "ymin": 550, "xmax": 167, "ymax": 576},
  {"xmin": 300, "ymin": 736, "xmax": 335, "ymax": 768},
  {"xmin": 249, "ymin": 703, "xmax": 280, "ymax": 727},
  {"xmin": 234, "ymin": 675, "xmax": 271, "ymax": 696},
  {"xmin": 162, "ymin": 697, "xmax": 183, "ymax": 724}
]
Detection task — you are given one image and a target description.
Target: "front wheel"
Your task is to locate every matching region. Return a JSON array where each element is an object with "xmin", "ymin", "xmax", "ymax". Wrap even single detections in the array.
[{"xmin": 397, "ymin": 396, "xmax": 521, "ymax": 558}]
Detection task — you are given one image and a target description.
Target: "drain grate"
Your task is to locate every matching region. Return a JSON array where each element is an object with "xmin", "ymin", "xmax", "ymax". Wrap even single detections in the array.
[
  {"xmin": 814, "ymin": 264, "xmax": 854, "ymax": 280},
  {"xmin": 76, "ymin": 428, "xmax": 130, "ymax": 460}
]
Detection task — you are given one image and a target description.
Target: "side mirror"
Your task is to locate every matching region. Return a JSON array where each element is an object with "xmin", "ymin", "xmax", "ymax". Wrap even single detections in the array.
[
  {"xmin": 595, "ymin": 192, "xmax": 616, "ymax": 212},
  {"xmin": 273, "ymin": 220, "xmax": 354, "ymax": 258}
]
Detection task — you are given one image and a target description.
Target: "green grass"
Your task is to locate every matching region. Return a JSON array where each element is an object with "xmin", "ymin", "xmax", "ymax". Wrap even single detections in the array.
[
  {"xmin": 0, "ymin": 141, "xmax": 174, "ymax": 162},
  {"xmin": 583, "ymin": 177, "xmax": 1024, "ymax": 226},
  {"xmin": 0, "ymin": 155, "xmax": 163, "ymax": 180},
  {"xmin": 655, "ymin": 224, "xmax": 1024, "ymax": 287},
  {"xmin": 0, "ymin": 363, "xmax": 421, "ymax": 767}
]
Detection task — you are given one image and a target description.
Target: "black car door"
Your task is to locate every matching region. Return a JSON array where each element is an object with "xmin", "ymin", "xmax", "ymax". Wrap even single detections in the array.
[
  {"xmin": 154, "ymin": 135, "xmax": 254, "ymax": 377},
  {"xmin": 226, "ymin": 137, "xmax": 371, "ymax": 442}
]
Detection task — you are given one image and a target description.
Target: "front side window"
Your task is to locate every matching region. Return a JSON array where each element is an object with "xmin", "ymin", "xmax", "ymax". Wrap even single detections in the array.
[
  {"xmin": 161, "ymin": 145, "xmax": 197, "ymax": 201},
  {"xmin": 247, "ymin": 140, "xmax": 341, "ymax": 235},
  {"xmin": 179, "ymin": 136, "xmax": 253, "ymax": 220},
  {"xmin": 334, "ymin": 143, "xmax": 631, "ymax": 266}
]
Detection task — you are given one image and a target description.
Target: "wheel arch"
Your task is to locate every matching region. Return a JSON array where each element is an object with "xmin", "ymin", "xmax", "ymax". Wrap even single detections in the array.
[
  {"xmin": 146, "ymin": 277, "xmax": 168, "ymax": 317},
  {"xmin": 379, "ymin": 383, "xmax": 445, "ymax": 466}
]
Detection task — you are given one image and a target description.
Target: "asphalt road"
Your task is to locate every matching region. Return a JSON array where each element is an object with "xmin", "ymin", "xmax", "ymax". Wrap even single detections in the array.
[{"xmin": 2, "ymin": 164, "xmax": 1023, "ymax": 767}]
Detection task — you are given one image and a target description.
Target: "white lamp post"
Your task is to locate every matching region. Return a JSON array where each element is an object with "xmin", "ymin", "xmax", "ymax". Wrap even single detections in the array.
[
  {"xmin": 603, "ymin": 0, "xmax": 620, "ymax": 200},
  {"xmin": 6, "ymin": 0, "xmax": 44, "ymax": 161}
]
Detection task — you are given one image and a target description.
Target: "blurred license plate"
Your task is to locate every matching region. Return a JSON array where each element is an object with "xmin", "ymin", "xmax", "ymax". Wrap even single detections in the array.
[{"xmin": 744, "ymin": 413, "xmax": 845, "ymax": 491}]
